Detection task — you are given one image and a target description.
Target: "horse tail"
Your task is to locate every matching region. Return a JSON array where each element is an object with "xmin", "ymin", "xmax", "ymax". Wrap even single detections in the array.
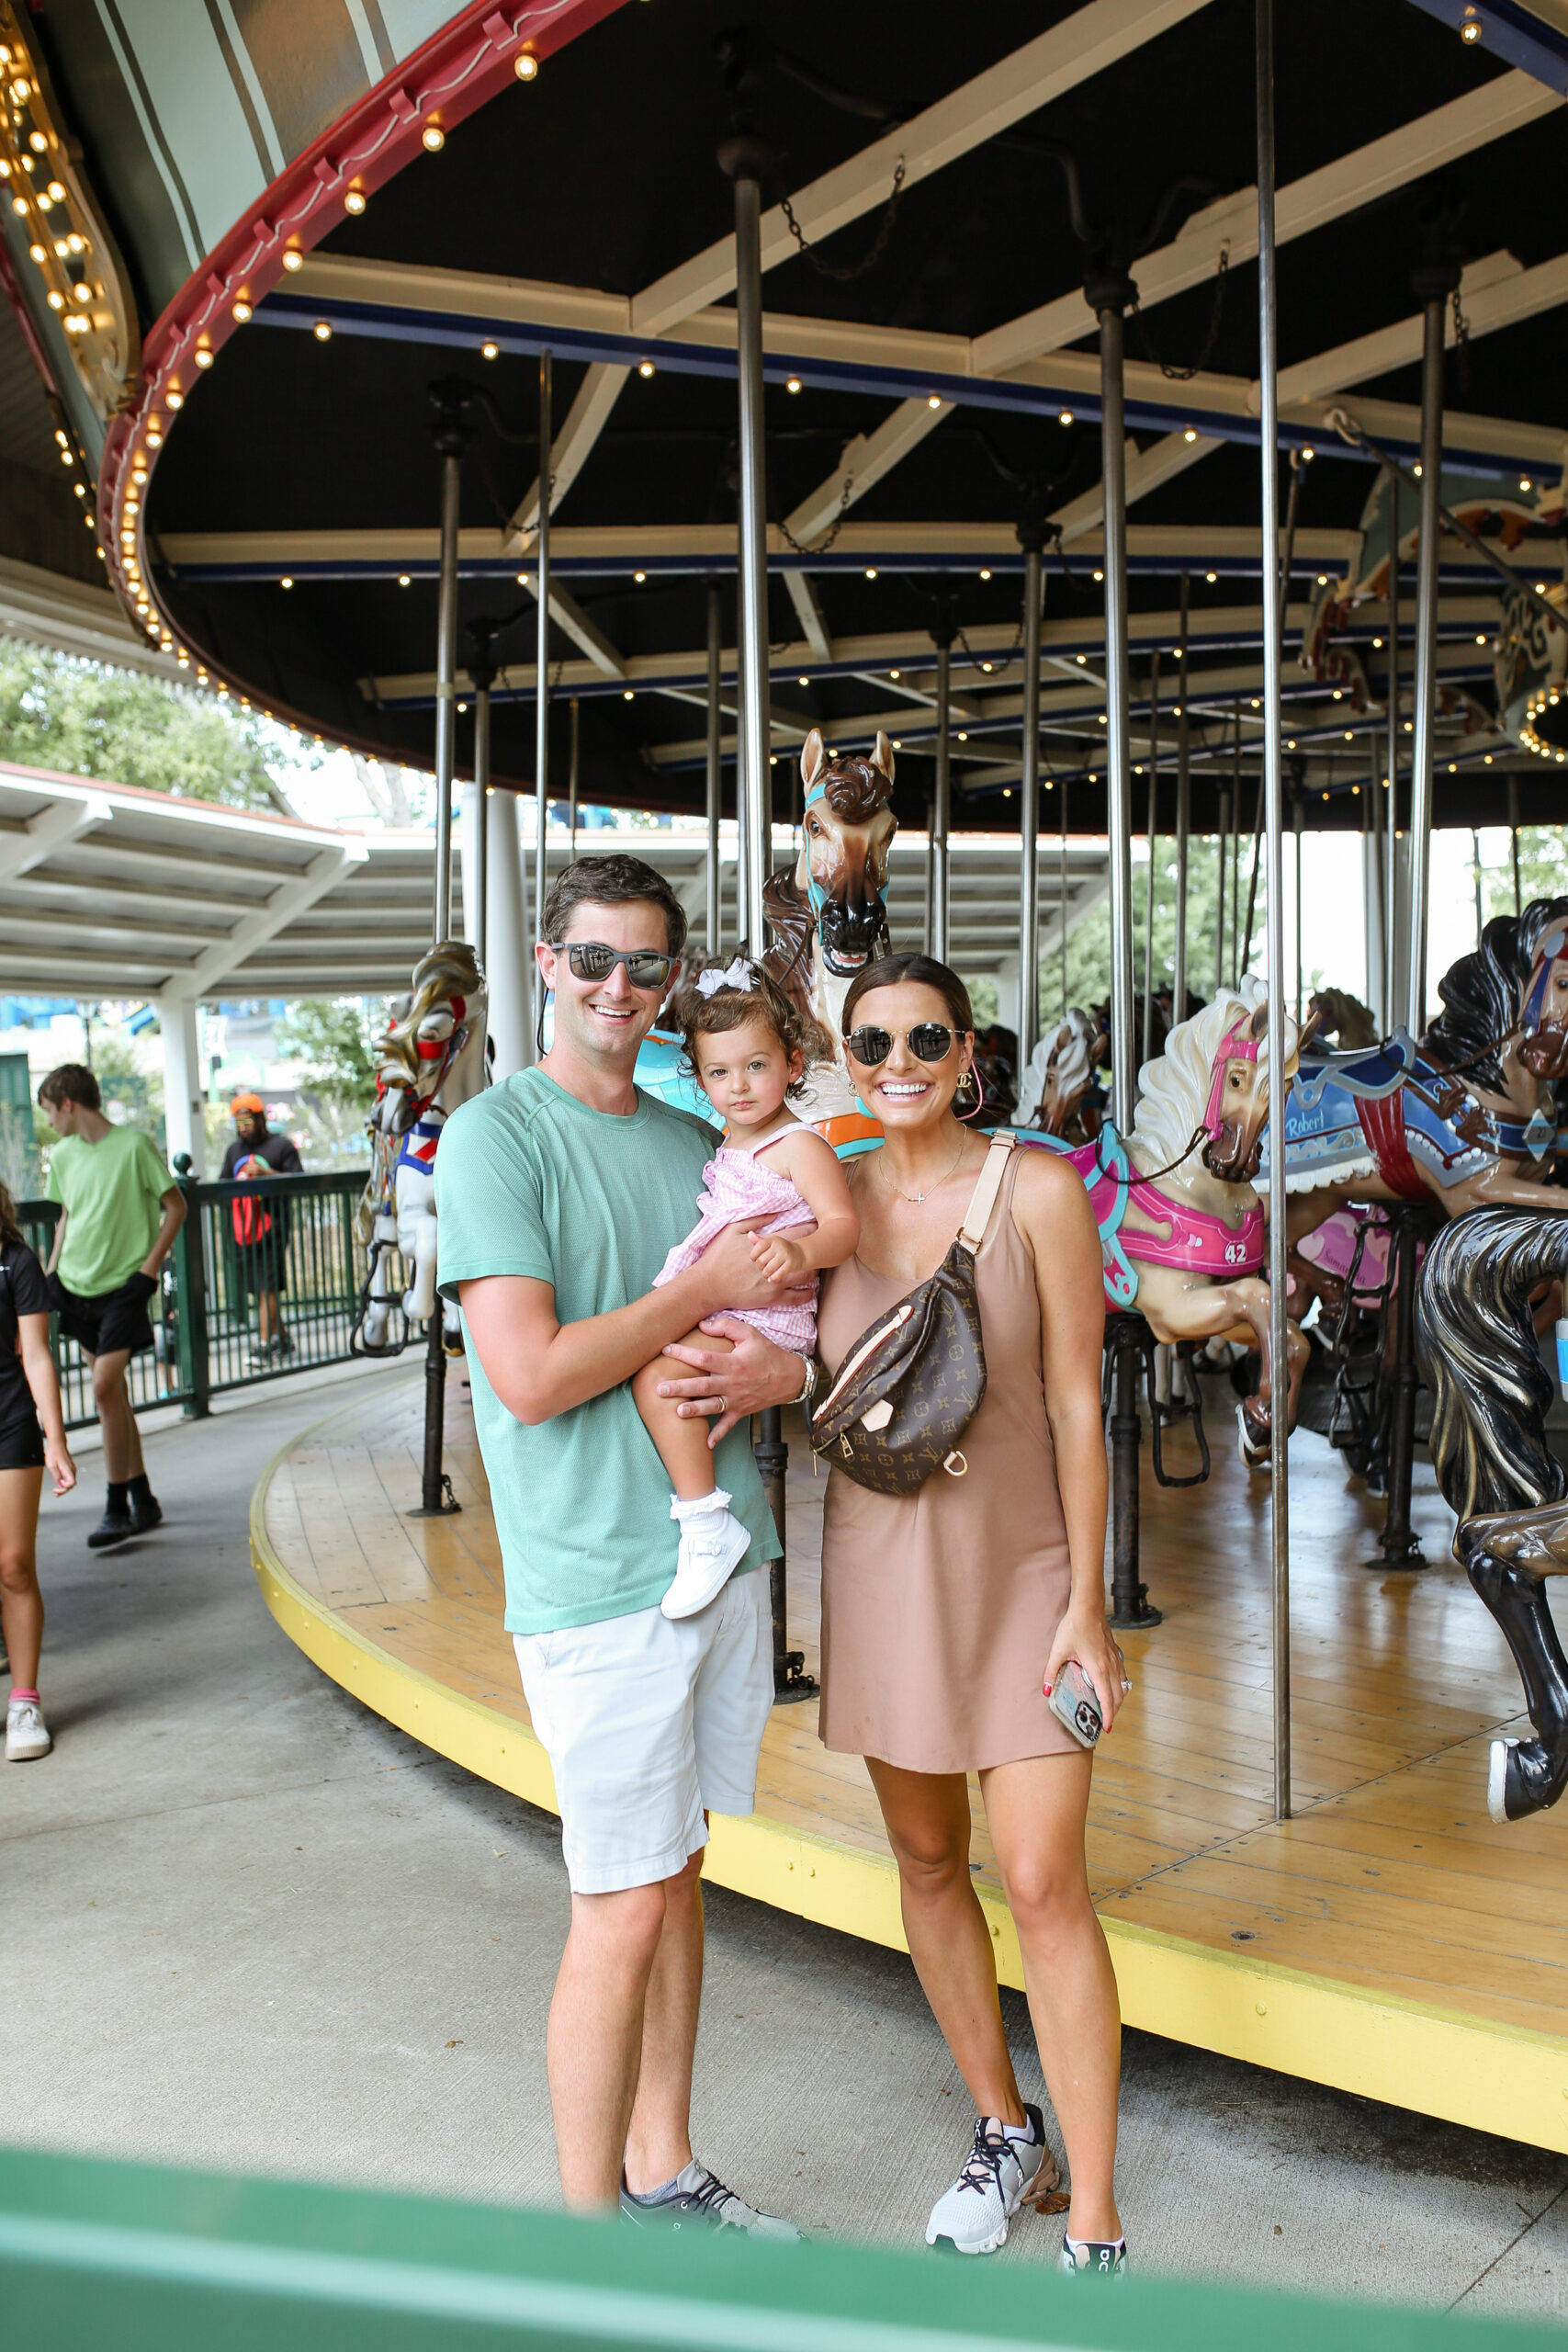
[{"xmin": 1416, "ymin": 1208, "xmax": 1568, "ymax": 1532}]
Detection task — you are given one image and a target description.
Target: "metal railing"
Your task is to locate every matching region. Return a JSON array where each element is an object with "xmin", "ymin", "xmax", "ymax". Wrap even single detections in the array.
[{"xmin": 17, "ymin": 1169, "xmax": 375, "ymax": 1430}]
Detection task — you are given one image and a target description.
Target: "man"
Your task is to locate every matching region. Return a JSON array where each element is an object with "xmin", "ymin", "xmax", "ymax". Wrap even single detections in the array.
[
  {"xmin": 219, "ymin": 1092, "xmax": 303, "ymax": 1366},
  {"xmin": 435, "ymin": 854, "xmax": 811, "ymax": 2233},
  {"xmin": 38, "ymin": 1063, "xmax": 186, "ymax": 1549}
]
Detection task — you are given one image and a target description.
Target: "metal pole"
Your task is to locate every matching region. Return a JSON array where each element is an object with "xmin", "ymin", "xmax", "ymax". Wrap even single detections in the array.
[
  {"xmin": 1407, "ymin": 266, "xmax": 1455, "ymax": 1036},
  {"xmin": 1472, "ymin": 827, "xmax": 1484, "ymax": 951},
  {"xmin": 1258, "ymin": 0, "xmax": 1290, "ymax": 1824},
  {"xmin": 1215, "ymin": 782, "xmax": 1227, "ymax": 996},
  {"xmin": 725, "ymin": 131, "xmax": 810, "ymax": 1704},
  {"xmin": 705, "ymin": 583, "xmax": 722, "ymax": 952},
  {"xmin": 1385, "ymin": 469, "xmax": 1399, "ymax": 1030},
  {"xmin": 932, "ymin": 628, "xmax": 953, "ymax": 965},
  {"xmin": 568, "ymin": 695, "xmax": 580, "ymax": 861},
  {"xmin": 1142, "ymin": 650, "xmax": 1160, "ymax": 1069},
  {"xmin": 1059, "ymin": 777, "xmax": 1069, "ymax": 1023},
  {"xmin": 731, "ymin": 171, "xmax": 772, "ymax": 958},
  {"xmin": 1173, "ymin": 576, "xmax": 1190, "ymax": 1021},
  {"xmin": 1231, "ymin": 705, "xmax": 1242, "ymax": 989},
  {"xmin": 432, "ymin": 423, "xmax": 464, "ymax": 945},
  {"xmin": 532, "ymin": 348, "xmax": 552, "ymax": 1053},
  {"xmin": 473, "ymin": 686, "xmax": 490, "ymax": 978},
  {"xmin": 1293, "ymin": 786, "xmax": 1303, "ymax": 1023},
  {"xmin": 1019, "ymin": 541, "xmax": 1043, "ymax": 1065},
  {"xmin": 1509, "ymin": 773, "xmax": 1522, "ymax": 912},
  {"xmin": 1100, "ymin": 311, "xmax": 1135, "ymax": 1142},
  {"xmin": 1097, "ymin": 289, "xmax": 1158, "ymax": 1631}
]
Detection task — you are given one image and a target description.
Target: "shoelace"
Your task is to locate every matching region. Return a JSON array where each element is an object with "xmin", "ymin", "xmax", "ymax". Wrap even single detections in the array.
[
  {"xmin": 682, "ymin": 2168, "xmax": 742, "ymax": 2222},
  {"xmin": 956, "ymin": 2122, "xmax": 1015, "ymax": 2199}
]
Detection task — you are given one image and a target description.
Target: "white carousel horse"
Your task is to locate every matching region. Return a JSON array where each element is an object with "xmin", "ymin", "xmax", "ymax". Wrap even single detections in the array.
[
  {"xmin": 1017, "ymin": 1005, "xmax": 1104, "ymax": 1140},
  {"xmin": 355, "ymin": 940, "xmax": 487, "ymax": 1352}
]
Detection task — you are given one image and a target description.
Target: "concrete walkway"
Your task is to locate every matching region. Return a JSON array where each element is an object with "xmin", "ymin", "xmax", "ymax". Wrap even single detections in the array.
[{"xmin": 3, "ymin": 1363, "xmax": 1564, "ymax": 2316}]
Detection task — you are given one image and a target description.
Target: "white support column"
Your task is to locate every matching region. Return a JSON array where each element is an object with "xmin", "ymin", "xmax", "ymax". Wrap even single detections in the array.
[
  {"xmin": 993, "ymin": 952, "xmax": 1021, "ymax": 1038},
  {"xmin": 159, "ymin": 996, "xmax": 206, "ymax": 1177},
  {"xmin": 468, "ymin": 788, "xmax": 531, "ymax": 1079}
]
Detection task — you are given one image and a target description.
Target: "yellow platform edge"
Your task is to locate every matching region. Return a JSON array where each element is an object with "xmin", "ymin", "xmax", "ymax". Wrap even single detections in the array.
[{"xmin": 251, "ymin": 1425, "xmax": 1568, "ymax": 2158}]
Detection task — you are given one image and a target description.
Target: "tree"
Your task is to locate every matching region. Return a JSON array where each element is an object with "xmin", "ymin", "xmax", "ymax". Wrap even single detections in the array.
[
  {"xmin": 0, "ymin": 642, "xmax": 316, "ymax": 812},
  {"xmin": 275, "ymin": 998, "xmax": 384, "ymax": 1108},
  {"xmin": 1043, "ymin": 836, "xmax": 1262, "ymax": 1024},
  {"xmin": 1482, "ymin": 825, "xmax": 1568, "ymax": 924}
]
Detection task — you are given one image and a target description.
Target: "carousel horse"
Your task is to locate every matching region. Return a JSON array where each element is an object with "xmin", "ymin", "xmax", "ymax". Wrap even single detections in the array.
[
  {"xmin": 1273, "ymin": 898, "xmax": 1568, "ymax": 1242},
  {"xmin": 354, "ymin": 940, "xmax": 487, "ymax": 1353},
  {"xmin": 1016, "ymin": 1006, "xmax": 1106, "ymax": 1143},
  {"xmin": 1019, "ymin": 984, "xmax": 1307, "ymax": 1464},
  {"xmin": 1416, "ymin": 1207, "xmax": 1568, "ymax": 1824},
  {"xmin": 637, "ymin": 728, "xmax": 896, "ymax": 1149}
]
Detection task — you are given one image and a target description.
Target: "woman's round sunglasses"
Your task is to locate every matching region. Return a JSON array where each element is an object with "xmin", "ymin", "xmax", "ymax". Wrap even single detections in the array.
[
  {"xmin": 550, "ymin": 941, "xmax": 676, "ymax": 989},
  {"xmin": 845, "ymin": 1023, "xmax": 959, "ymax": 1068}
]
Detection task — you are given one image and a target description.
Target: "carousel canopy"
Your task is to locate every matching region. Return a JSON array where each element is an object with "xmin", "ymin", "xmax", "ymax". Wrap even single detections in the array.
[{"xmin": 5, "ymin": 0, "xmax": 1568, "ymax": 838}]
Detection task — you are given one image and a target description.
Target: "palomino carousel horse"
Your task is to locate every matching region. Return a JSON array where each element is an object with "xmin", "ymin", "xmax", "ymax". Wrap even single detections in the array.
[
  {"xmin": 354, "ymin": 940, "xmax": 487, "ymax": 1354},
  {"xmin": 1416, "ymin": 1207, "xmax": 1568, "ymax": 1823},
  {"xmin": 1275, "ymin": 898, "xmax": 1568, "ymax": 1241},
  {"xmin": 1020, "ymin": 984, "xmax": 1307, "ymax": 1464},
  {"xmin": 1017, "ymin": 1006, "xmax": 1106, "ymax": 1143}
]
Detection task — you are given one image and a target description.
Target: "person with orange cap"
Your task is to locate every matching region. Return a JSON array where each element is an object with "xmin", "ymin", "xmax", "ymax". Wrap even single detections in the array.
[{"xmin": 220, "ymin": 1094, "xmax": 302, "ymax": 1367}]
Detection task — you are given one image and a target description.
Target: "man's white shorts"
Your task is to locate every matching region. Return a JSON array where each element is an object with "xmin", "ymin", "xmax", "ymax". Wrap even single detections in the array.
[{"xmin": 513, "ymin": 1568, "xmax": 773, "ymax": 1895}]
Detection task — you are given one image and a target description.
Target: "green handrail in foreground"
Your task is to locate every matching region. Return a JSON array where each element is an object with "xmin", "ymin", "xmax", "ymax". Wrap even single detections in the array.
[{"xmin": 0, "ymin": 2146, "xmax": 1553, "ymax": 2351}]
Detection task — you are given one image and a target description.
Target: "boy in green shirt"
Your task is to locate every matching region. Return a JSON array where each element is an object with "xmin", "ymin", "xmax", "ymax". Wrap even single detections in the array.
[{"xmin": 39, "ymin": 1064, "xmax": 186, "ymax": 1549}]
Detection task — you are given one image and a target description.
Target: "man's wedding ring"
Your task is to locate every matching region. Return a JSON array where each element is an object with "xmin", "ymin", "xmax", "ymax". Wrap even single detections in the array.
[
  {"xmin": 716, "ymin": 1394, "xmax": 728, "ymax": 1416},
  {"xmin": 1120, "ymin": 1678, "xmax": 1134, "ymax": 1694}
]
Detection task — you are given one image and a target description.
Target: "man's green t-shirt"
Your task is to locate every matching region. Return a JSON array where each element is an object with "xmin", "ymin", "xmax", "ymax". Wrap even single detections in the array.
[
  {"xmin": 434, "ymin": 1067, "xmax": 781, "ymax": 1635},
  {"xmin": 46, "ymin": 1126, "xmax": 173, "ymax": 1295}
]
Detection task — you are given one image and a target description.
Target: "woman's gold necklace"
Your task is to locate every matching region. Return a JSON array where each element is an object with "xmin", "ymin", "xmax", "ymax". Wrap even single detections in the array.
[{"xmin": 881, "ymin": 1135, "xmax": 968, "ymax": 1204}]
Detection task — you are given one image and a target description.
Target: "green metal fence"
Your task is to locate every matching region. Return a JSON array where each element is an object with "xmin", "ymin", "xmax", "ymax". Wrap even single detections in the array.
[
  {"xmin": 16, "ymin": 1169, "xmax": 375, "ymax": 1430},
  {"xmin": 0, "ymin": 2143, "xmax": 1554, "ymax": 2352}
]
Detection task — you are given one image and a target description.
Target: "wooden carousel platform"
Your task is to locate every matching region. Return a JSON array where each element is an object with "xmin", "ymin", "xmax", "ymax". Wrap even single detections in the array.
[{"xmin": 252, "ymin": 1366, "xmax": 1568, "ymax": 2154}]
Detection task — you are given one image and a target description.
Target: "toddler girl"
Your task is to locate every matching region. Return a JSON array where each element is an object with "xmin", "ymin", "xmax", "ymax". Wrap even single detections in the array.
[{"xmin": 634, "ymin": 959, "xmax": 859, "ymax": 1619}]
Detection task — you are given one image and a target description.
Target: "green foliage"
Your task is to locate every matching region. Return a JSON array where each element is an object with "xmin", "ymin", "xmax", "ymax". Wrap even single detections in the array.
[
  {"xmin": 275, "ymin": 998, "xmax": 383, "ymax": 1109},
  {"xmin": 0, "ymin": 642, "xmax": 304, "ymax": 811},
  {"xmin": 1044, "ymin": 839, "xmax": 1264, "ymax": 1024},
  {"xmin": 1482, "ymin": 826, "xmax": 1568, "ymax": 924}
]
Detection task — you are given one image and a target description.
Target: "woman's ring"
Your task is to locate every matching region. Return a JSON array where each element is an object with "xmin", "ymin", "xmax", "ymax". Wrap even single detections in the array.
[{"xmin": 1120, "ymin": 1678, "xmax": 1133, "ymax": 1694}]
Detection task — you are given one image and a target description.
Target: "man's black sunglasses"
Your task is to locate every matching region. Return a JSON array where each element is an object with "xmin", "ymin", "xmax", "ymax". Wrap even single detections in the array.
[
  {"xmin": 844, "ymin": 1023, "xmax": 959, "ymax": 1068},
  {"xmin": 551, "ymin": 941, "xmax": 677, "ymax": 989}
]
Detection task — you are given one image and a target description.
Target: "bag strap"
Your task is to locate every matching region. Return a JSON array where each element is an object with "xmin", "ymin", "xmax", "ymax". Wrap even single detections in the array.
[{"xmin": 956, "ymin": 1136, "xmax": 1013, "ymax": 1255}]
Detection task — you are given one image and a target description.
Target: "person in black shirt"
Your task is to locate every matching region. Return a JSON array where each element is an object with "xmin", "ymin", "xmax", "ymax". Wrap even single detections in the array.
[
  {"xmin": 220, "ymin": 1094, "xmax": 303, "ymax": 1367},
  {"xmin": 0, "ymin": 1180, "xmax": 75, "ymax": 1761}
]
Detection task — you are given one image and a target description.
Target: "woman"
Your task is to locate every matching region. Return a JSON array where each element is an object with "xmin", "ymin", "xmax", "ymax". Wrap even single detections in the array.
[
  {"xmin": 817, "ymin": 954, "xmax": 1126, "ymax": 2276},
  {"xmin": 0, "ymin": 1180, "xmax": 76, "ymax": 1759}
]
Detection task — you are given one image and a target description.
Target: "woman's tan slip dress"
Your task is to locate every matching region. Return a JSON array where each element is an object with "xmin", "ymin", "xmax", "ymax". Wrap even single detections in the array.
[{"xmin": 816, "ymin": 1147, "xmax": 1078, "ymax": 1775}]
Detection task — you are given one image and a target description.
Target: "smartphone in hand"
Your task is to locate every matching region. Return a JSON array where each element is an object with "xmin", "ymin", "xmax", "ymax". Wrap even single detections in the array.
[{"xmin": 1046, "ymin": 1659, "xmax": 1103, "ymax": 1749}]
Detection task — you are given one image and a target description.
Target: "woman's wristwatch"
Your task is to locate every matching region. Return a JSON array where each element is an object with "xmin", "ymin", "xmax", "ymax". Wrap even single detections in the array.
[{"xmin": 793, "ymin": 1353, "xmax": 819, "ymax": 1408}]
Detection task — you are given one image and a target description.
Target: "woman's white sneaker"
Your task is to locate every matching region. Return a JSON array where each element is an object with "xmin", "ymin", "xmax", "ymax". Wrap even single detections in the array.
[
  {"xmin": 6, "ymin": 1697, "xmax": 51, "ymax": 1760},
  {"xmin": 1060, "ymin": 2232, "xmax": 1127, "ymax": 2278},
  {"xmin": 925, "ymin": 2106, "xmax": 1055, "ymax": 2256},
  {"xmin": 661, "ymin": 1490, "xmax": 750, "ymax": 1620}
]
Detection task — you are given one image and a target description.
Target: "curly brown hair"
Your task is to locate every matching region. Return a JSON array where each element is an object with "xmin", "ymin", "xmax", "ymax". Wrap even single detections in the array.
[{"xmin": 670, "ymin": 961, "xmax": 832, "ymax": 1102}]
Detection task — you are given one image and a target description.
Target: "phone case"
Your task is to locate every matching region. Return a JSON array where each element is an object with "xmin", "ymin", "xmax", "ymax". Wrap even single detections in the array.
[{"xmin": 1046, "ymin": 1659, "xmax": 1103, "ymax": 1749}]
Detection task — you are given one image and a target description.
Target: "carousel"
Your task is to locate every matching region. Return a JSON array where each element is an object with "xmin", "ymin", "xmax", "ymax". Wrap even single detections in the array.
[{"xmin": 21, "ymin": 0, "xmax": 1568, "ymax": 2153}]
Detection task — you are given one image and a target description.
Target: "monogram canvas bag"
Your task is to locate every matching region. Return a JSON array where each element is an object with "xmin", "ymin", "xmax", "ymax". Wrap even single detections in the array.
[{"xmin": 809, "ymin": 1138, "xmax": 1013, "ymax": 1498}]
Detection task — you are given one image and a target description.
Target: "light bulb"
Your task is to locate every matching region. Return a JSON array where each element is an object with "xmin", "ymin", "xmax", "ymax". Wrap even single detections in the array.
[
  {"xmin": 344, "ymin": 189, "xmax": 367, "ymax": 214},
  {"xmin": 165, "ymin": 390, "xmax": 182, "ymax": 409},
  {"xmin": 231, "ymin": 299, "xmax": 252, "ymax": 322},
  {"xmin": 623, "ymin": 688, "xmax": 634, "ymax": 700},
  {"xmin": 864, "ymin": 567, "xmax": 877, "ymax": 580},
  {"xmin": 1461, "ymin": 12, "xmax": 1482, "ymax": 40},
  {"xmin": 785, "ymin": 377, "xmax": 801, "ymax": 394},
  {"xmin": 889, "ymin": 668, "xmax": 900, "ymax": 679},
  {"xmin": 799, "ymin": 674, "xmax": 809, "ymax": 685},
  {"xmin": 1183, "ymin": 428, "xmax": 1196, "ymax": 443},
  {"xmin": 978, "ymin": 568, "xmax": 990, "ymax": 580},
  {"xmin": 634, "ymin": 570, "xmax": 646, "ymax": 582},
  {"xmin": 1520, "ymin": 478, "xmax": 1531, "ymax": 492},
  {"xmin": 422, "ymin": 124, "xmax": 445, "ymax": 151},
  {"xmin": 280, "ymin": 575, "xmax": 293, "ymax": 589},
  {"xmin": 1058, "ymin": 412, "xmax": 1072, "ymax": 426},
  {"xmin": 282, "ymin": 249, "xmax": 303, "ymax": 271},
  {"xmin": 313, "ymin": 320, "xmax": 332, "ymax": 341},
  {"xmin": 481, "ymin": 340, "xmax": 498, "ymax": 359},
  {"xmin": 927, "ymin": 394, "xmax": 942, "ymax": 410},
  {"xmin": 1205, "ymin": 571, "xmax": 1216, "ymax": 582},
  {"xmin": 638, "ymin": 359, "xmax": 655, "ymax": 379},
  {"xmin": 515, "ymin": 51, "xmax": 538, "ymax": 79},
  {"xmin": 1094, "ymin": 569, "xmax": 1104, "ymax": 582},
  {"xmin": 194, "ymin": 345, "xmax": 212, "ymax": 367},
  {"xmin": 398, "ymin": 573, "xmax": 411, "ymax": 587}
]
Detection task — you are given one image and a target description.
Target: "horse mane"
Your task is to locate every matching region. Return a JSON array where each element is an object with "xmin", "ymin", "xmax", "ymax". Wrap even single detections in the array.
[
  {"xmin": 1128, "ymin": 983, "xmax": 1299, "ymax": 1171},
  {"xmin": 1050, "ymin": 1008, "xmax": 1097, "ymax": 1098},
  {"xmin": 760, "ymin": 867, "xmax": 816, "ymax": 1010},
  {"xmin": 378, "ymin": 939, "xmax": 484, "ymax": 1089},
  {"xmin": 1417, "ymin": 1208, "xmax": 1568, "ymax": 1531},
  {"xmin": 1424, "ymin": 896, "xmax": 1568, "ymax": 1092},
  {"xmin": 814, "ymin": 752, "xmax": 895, "ymax": 822}
]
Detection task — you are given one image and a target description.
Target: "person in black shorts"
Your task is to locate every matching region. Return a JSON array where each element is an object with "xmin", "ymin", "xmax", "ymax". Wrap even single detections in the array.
[
  {"xmin": 219, "ymin": 1093, "xmax": 303, "ymax": 1367},
  {"xmin": 0, "ymin": 1180, "xmax": 75, "ymax": 1760},
  {"xmin": 38, "ymin": 1063, "xmax": 186, "ymax": 1550}
]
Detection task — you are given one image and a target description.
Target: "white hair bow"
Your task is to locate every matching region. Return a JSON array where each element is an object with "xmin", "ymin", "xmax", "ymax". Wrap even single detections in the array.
[{"xmin": 695, "ymin": 957, "xmax": 757, "ymax": 997}]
